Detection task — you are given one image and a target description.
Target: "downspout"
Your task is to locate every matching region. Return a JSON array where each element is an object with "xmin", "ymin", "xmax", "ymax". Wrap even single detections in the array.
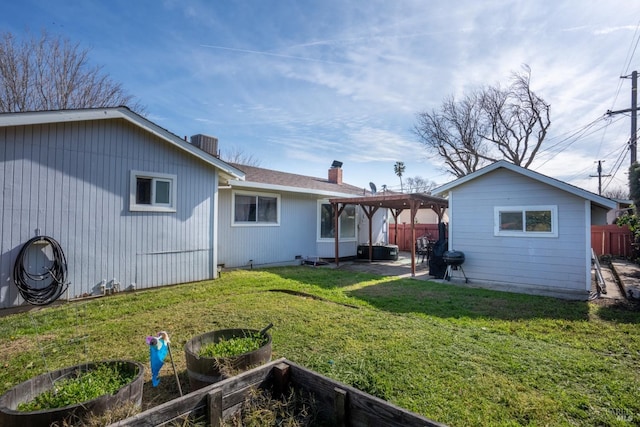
[
  {"xmin": 447, "ymin": 192, "xmax": 453, "ymax": 250},
  {"xmin": 212, "ymin": 172, "xmax": 220, "ymax": 279},
  {"xmin": 584, "ymin": 200, "xmax": 592, "ymax": 292},
  {"xmin": 333, "ymin": 202, "xmax": 340, "ymax": 266}
]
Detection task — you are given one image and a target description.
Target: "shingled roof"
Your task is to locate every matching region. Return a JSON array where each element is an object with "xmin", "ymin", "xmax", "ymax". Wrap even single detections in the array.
[{"xmin": 230, "ymin": 163, "xmax": 367, "ymax": 196}]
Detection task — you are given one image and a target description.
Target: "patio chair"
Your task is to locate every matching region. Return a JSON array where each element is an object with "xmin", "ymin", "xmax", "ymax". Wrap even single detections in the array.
[{"xmin": 416, "ymin": 236, "xmax": 432, "ymax": 263}]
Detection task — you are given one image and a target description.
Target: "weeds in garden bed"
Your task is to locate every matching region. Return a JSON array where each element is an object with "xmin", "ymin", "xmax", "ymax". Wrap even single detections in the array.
[
  {"xmin": 199, "ymin": 333, "xmax": 265, "ymax": 358},
  {"xmin": 17, "ymin": 362, "xmax": 137, "ymax": 411},
  {"xmin": 222, "ymin": 386, "xmax": 324, "ymax": 427}
]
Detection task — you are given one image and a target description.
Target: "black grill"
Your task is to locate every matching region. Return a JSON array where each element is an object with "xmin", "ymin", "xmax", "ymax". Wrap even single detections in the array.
[
  {"xmin": 443, "ymin": 250, "xmax": 465, "ymax": 266},
  {"xmin": 443, "ymin": 250, "xmax": 468, "ymax": 283}
]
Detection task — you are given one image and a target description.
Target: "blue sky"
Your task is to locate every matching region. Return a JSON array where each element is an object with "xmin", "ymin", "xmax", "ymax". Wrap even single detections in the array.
[{"xmin": 3, "ymin": 1, "xmax": 640, "ymax": 195}]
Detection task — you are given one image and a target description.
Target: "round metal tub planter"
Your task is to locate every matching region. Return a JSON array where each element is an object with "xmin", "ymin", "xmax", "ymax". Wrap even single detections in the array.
[
  {"xmin": 0, "ymin": 360, "xmax": 144, "ymax": 427},
  {"xmin": 184, "ymin": 327, "xmax": 272, "ymax": 391}
]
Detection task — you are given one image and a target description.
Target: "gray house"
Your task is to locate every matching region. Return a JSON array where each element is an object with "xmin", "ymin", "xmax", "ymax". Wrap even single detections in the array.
[
  {"xmin": 0, "ymin": 107, "xmax": 244, "ymax": 309},
  {"xmin": 217, "ymin": 163, "xmax": 380, "ymax": 268},
  {"xmin": 433, "ymin": 160, "xmax": 616, "ymax": 300}
]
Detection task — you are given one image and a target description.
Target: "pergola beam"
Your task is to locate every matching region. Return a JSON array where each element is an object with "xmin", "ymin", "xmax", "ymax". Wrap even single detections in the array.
[{"xmin": 329, "ymin": 193, "xmax": 448, "ymax": 275}]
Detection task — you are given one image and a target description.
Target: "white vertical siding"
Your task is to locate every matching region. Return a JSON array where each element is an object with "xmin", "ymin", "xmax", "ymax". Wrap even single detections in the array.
[
  {"xmin": 0, "ymin": 119, "xmax": 217, "ymax": 309},
  {"xmin": 448, "ymin": 168, "xmax": 590, "ymax": 298},
  {"xmin": 217, "ymin": 190, "xmax": 321, "ymax": 268}
]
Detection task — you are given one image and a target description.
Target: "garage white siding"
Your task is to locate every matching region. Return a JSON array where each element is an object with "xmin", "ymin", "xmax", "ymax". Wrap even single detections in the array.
[{"xmin": 446, "ymin": 168, "xmax": 591, "ymax": 299}]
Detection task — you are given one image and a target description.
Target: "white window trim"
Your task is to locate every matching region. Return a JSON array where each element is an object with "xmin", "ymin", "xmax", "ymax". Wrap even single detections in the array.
[
  {"xmin": 129, "ymin": 170, "xmax": 177, "ymax": 213},
  {"xmin": 317, "ymin": 200, "xmax": 357, "ymax": 242},
  {"xmin": 494, "ymin": 205, "xmax": 558, "ymax": 238},
  {"xmin": 232, "ymin": 190, "xmax": 280, "ymax": 227}
]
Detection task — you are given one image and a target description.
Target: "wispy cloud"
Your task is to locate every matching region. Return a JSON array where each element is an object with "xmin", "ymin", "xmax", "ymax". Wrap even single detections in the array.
[
  {"xmin": 4, "ymin": 0, "xmax": 640, "ymax": 192},
  {"xmin": 200, "ymin": 44, "xmax": 347, "ymax": 65}
]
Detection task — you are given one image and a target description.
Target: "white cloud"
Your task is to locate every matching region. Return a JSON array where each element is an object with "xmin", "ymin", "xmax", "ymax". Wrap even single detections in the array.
[{"xmin": 5, "ymin": 0, "xmax": 640, "ymax": 191}]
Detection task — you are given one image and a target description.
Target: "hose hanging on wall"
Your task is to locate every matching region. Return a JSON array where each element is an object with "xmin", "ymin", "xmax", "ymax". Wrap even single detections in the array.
[{"xmin": 13, "ymin": 236, "xmax": 69, "ymax": 306}]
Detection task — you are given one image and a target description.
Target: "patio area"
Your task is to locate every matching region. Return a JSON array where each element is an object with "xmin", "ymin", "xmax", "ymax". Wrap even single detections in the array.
[
  {"xmin": 335, "ymin": 251, "xmax": 435, "ymax": 280},
  {"xmin": 334, "ymin": 251, "xmax": 628, "ymax": 301}
]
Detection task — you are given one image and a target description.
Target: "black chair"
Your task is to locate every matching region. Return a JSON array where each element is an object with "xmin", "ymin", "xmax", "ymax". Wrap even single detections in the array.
[{"xmin": 416, "ymin": 236, "xmax": 432, "ymax": 263}]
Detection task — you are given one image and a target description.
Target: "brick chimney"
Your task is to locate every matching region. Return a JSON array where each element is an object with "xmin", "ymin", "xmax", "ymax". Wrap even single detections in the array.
[{"xmin": 328, "ymin": 160, "xmax": 343, "ymax": 185}]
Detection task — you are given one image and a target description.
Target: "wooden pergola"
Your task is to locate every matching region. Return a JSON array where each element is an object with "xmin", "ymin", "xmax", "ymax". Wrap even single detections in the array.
[{"xmin": 328, "ymin": 193, "xmax": 449, "ymax": 277}]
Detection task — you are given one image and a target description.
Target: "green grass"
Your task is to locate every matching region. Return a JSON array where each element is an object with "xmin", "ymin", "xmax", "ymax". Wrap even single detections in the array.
[{"xmin": 1, "ymin": 266, "xmax": 639, "ymax": 426}]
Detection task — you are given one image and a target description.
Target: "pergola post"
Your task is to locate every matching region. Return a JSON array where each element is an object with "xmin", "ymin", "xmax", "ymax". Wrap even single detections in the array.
[
  {"xmin": 409, "ymin": 201, "xmax": 420, "ymax": 277},
  {"xmin": 328, "ymin": 193, "xmax": 448, "ymax": 274},
  {"xmin": 332, "ymin": 202, "xmax": 346, "ymax": 266},
  {"xmin": 390, "ymin": 208, "xmax": 403, "ymax": 245},
  {"xmin": 362, "ymin": 205, "xmax": 379, "ymax": 262}
]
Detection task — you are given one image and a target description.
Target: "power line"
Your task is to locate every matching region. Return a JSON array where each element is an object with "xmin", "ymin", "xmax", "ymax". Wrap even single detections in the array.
[
  {"xmin": 609, "ymin": 18, "xmax": 640, "ymax": 112},
  {"xmin": 534, "ymin": 115, "xmax": 624, "ymax": 170},
  {"xmin": 620, "ymin": 18, "xmax": 640, "ymax": 78},
  {"xmin": 601, "ymin": 142, "xmax": 630, "ymax": 193}
]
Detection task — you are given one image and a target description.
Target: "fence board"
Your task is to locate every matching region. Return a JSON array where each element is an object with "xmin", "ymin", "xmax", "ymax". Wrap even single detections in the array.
[
  {"xmin": 389, "ymin": 224, "xmax": 443, "ymax": 251},
  {"xmin": 392, "ymin": 224, "xmax": 633, "ymax": 257},
  {"xmin": 591, "ymin": 225, "xmax": 632, "ymax": 257}
]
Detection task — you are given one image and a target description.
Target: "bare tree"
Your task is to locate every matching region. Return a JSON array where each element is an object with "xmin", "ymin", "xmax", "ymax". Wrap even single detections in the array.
[
  {"xmin": 603, "ymin": 186, "xmax": 630, "ymax": 200},
  {"xmin": 414, "ymin": 66, "xmax": 550, "ymax": 177},
  {"xmin": 405, "ymin": 176, "xmax": 437, "ymax": 194},
  {"xmin": 480, "ymin": 67, "xmax": 550, "ymax": 168},
  {"xmin": 0, "ymin": 31, "xmax": 144, "ymax": 113},
  {"xmin": 414, "ymin": 92, "xmax": 487, "ymax": 177},
  {"xmin": 221, "ymin": 146, "xmax": 261, "ymax": 167}
]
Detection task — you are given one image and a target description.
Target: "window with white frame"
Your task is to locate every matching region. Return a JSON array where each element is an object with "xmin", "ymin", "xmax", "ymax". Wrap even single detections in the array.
[
  {"xmin": 130, "ymin": 170, "xmax": 177, "ymax": 212},
  {"xmin": 233, "ymin": 191, "xmax": 279, "ymax": 225},
  {"xmin": 319, "ymin": 202, "xmax": 356, "ymax": 240},
  {"xmin": 494, "ymin": 205, "xmax": 557, "ymax": 237}
]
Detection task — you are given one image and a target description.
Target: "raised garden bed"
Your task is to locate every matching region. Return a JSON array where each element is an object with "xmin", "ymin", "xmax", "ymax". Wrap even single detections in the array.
[
  {"xmin": 108, "ymin": 358, "xmax": 446, "ymax": 427},
  {"xmin": 0, "ymin": 360, "xmax": 144, "ymax": 427},
  {"xmin": 184, "ymin": 327, "xmax": 272, "ymax": 390}
]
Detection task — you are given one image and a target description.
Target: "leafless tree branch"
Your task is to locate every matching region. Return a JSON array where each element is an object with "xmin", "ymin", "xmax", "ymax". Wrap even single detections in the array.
[
  {"xmin": 414, "ymin": 66, "xmax": 551, "ymax": 177},
  {"xmin": 0, "ymin": 31, "xmax": 145, "ymax": 113}
]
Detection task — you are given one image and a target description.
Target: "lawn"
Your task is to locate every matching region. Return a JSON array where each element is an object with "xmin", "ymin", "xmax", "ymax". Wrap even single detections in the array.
[{"xmin": 1, "ymin": 266, "xmax": 639, "ymax": 426}]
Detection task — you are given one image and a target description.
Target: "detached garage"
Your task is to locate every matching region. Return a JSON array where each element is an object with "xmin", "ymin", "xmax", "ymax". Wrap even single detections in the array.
[{"xmin": 433, "ymin": 160, "xmax": 616, "ymax": 300}]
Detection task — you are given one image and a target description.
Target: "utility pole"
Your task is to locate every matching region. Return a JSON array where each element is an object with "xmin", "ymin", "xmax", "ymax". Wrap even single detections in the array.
[
  {"xmin": 590, "ymin": 160, "xmax": 611, "ymax": 195},
  {"xmin": 606, "ymin": 70, "xmax": 638, "ymax": 165}
]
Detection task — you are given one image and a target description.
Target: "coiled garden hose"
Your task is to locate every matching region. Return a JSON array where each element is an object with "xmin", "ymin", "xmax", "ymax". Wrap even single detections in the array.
[{"xmin": 13, "ymin": 236, "xmax": 68, "ymax": 306}]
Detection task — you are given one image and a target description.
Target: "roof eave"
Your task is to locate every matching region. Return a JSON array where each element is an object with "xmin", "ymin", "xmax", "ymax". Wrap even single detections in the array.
[
  {"xmin": 432, "ymin": 160, "xmax": 616, "ymax": 210},
  {"xmin": 0, "ymin": 107, "xmax": 245, "ymax": 180},
  {"xmin": 227, "ymin": 180, "xmax": 364, "ymax": 198}
]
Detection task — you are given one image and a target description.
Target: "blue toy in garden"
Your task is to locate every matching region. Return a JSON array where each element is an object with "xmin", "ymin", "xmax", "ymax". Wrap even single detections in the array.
[{"xmin": 146, "ymin": 331, "xmax": 170, "ymax": 387}]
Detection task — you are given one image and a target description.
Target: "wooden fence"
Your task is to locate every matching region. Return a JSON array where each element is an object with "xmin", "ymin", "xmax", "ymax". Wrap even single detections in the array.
[
  {"xmin": 388, "ymin": 224, "xmax": 444, "ymax": 251},
  {"xmin": 390, "ymin": 223, "xmax": 633, "ymax": 258},
  {"xmin": 591, "ymin": 224, "xmax": 633, "ymax": 257}
]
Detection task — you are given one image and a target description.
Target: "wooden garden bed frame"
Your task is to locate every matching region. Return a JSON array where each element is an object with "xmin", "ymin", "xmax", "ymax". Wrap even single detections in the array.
[{"xmin": 109, "ymin": 358, "xmax": 447, "ymax": 427}]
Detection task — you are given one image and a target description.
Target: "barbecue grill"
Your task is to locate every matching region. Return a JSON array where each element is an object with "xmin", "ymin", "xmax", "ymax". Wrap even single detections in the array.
[{"xmin": 443, "ymin": 250, "xmax": 468, "ymax": 283}]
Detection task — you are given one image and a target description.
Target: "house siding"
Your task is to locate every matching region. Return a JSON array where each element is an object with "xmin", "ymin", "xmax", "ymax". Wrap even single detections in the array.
[
  {"xmin": 218, "ymin": 190, "xmax": 315, "ymax": 267},
  {"xmin": 217, "ymin": 190, "xmax": 360, "ymax": 268},
  {"xmin": 448, "ymin": 168, "xmax": 589, "ymax": 298},
  {"xmin": 0, "ymin": 119, "xmax": 217, "ymax": 309}
]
